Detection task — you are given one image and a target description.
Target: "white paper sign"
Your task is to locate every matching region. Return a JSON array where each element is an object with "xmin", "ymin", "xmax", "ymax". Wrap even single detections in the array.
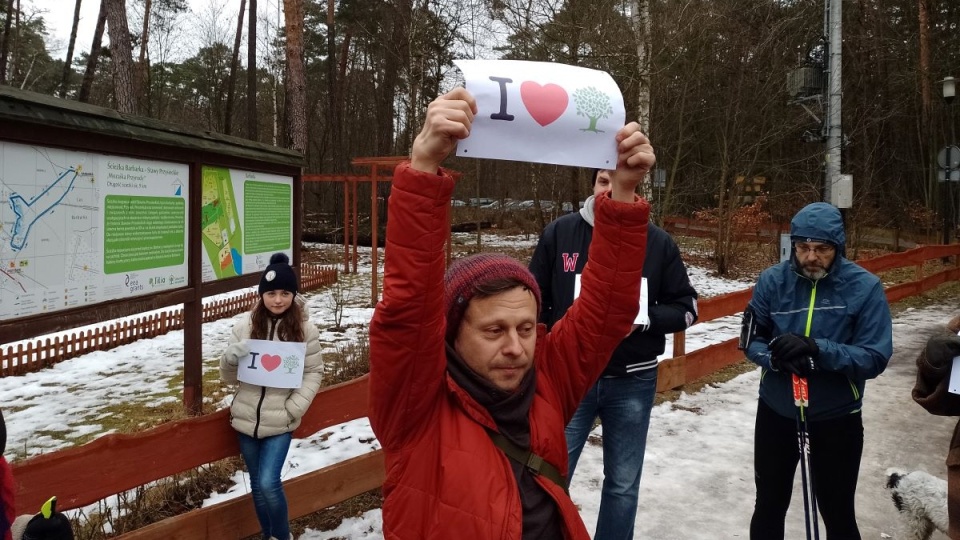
[
  {"xmin": 574, "ymin": 274, "xmax": 646, "ymax": 326},
  {"xmin": 237, "ymin": 339, "xmax": 306, "ymax": 389},
  {"xmin": 453, "ymin": 60, "xmax": 626, "ymax": 169},
  {"xmin": 948, "ymin": 330, "xmax": 960, "ymax": 394},
  {"xmin": 635, "ymin": 278, "xmax": 650, "ymax": 328}
]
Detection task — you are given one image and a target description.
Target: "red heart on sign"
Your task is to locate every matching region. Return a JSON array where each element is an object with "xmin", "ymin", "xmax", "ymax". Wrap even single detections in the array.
[
  {"xmin": 260, "ymin": 354, "xmax": 281, "ymax": 372},
  {"xmin": 520, "ymin": 82, "xmax": 569, "ymax": 127}
]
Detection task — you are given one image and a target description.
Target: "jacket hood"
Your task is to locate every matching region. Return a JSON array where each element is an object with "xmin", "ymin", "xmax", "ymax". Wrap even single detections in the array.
[
  {"xmin": 790, "ymin": 202, "xmax": 846, "ymax": 258},
  {"xmin": 579, "ymin": 195, "xmax": 597, "ymax": 226}
]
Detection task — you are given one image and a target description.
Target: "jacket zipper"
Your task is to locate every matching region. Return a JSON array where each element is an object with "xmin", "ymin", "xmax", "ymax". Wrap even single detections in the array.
[
  {"xmin": 803, "ymin": 279, "xmax": 817, "ymax": 337},
  {"xmin": 253, "ymin": 318, "xmax": 279, "ymax": 439},
  {"xmin": 801, "ymin": 275, "xmax": 860, "ymax": 402}
]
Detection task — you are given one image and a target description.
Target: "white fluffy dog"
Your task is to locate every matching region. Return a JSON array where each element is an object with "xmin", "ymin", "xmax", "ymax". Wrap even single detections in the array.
[{"xmin": 886, "ymin": 468, "xmax": 949, "ymax": 540}]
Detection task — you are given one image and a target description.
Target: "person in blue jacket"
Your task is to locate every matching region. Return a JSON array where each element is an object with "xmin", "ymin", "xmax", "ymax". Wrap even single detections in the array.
[
  {"xmin": 741, "ymin": 202, "xmax": 892, "ymax": 539},
  {"xmin": 529, "ymin": 169, "xmax": 698, "ymax": 540}
]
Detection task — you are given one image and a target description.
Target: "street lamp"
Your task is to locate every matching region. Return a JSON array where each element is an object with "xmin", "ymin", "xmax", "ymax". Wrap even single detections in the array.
[
  {"xmin": 941, "ymin": 76, "xmax": 957, "ymax": 246},
  {"xmin": 944, "ymin": 77, "xmax": 956, "ymax": 143}
]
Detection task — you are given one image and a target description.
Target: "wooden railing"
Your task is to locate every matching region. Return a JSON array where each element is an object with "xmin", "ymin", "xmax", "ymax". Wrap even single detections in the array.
[
  {"xmin": 656, "ymin": 244, "xmax": 960, "ymax": 392},
  {"xmin": 661, "ymin": 215, "xmax": 943, "ymax": 249},
  {"xmin": 0, "ymin": 265, "xmax": 338, "ymax": 377},
  {"xmin": 10, "ymin": 244, "xmax": 960, "ymax": 538}
]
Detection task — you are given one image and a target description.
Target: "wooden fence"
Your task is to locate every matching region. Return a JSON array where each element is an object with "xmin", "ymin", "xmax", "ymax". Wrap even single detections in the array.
[
  {"xmin": 661, "ymin": 215, "xmax": 944, "ymax": 250},
  {"xmin": 0, "ymin": 265, "xmax": 338, "ymax": 377},
  {"xmin": 10, "ymin": 245, "xmax": 960, "ymax": 538}
]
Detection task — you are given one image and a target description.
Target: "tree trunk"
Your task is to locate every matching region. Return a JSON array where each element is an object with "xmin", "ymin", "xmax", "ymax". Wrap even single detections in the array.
[
  {"xmin": 58, "ymin": 0, "xmax": 83, "ymax": 98},
  {"xmin": 326, "ymin": 0, "xmax": 340, "ymax": 168},
  {"xmin": 247, "ymin": 0, "xmax": 258, "ymax": 141},
  {"xmin": 0, "ymin": 0, "xmax": 20, "ymax": 84},
  {"xmin": 136, "ymin": 0, "xmax": 151, "ymax": 113},
  {"xmin": 0, "ymin": 0, "xmax": 14, "ymax": 85},
  {"xmin": 376, "ymin": 0, "xmax": 412, "ymax": 156},
  {"xmin": 105, "ymin": 0, "xmax": 137, "ymax": 114},
  {"xmin": 631, "ymin": 0, "xmax": 651, "ymax": 133},
  {"xmin": 282, "ymin": 0, "xmax": 306, "ymax": 154},
  {"xmin": 137, "ymin": 0, "xmax": 150, "ymax": 65},
  {"xmin": 224, "ymin": 0, "xmax": 246, "ymax": 136},
  {"xmin": 78, "ymin": 0, "xmax": 107, "ymax": 103}
]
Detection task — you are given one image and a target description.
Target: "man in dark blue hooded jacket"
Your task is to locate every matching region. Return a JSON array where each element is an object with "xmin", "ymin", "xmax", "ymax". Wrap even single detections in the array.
[{"xmin": 742, "ymin": 202, "xmax": 892, "ymax": 539}]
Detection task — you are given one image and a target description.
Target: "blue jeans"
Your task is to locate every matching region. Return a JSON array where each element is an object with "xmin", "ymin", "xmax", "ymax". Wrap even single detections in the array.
[
  {"xmin": 238, "ymin": 432, "xmax": 292, "ymax": 540},
  {"xmin": 566, "ymin": 371, "xmax": 658, "ymax": 540}
]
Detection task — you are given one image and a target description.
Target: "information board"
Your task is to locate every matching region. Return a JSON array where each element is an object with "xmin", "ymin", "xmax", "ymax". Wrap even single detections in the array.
[
  {"xmin": 199, "ymin": 166, "xmax": 293, "ymax": 282},
  {"xmin": 0, "ymin": 142, "xmax": 189, "ymax": 319}
]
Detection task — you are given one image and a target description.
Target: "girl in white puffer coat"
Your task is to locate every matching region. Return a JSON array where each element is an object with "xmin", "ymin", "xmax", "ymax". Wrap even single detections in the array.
[{"xmin": 220, "ymin": 253, "xmax": 323, "ymax": 540}]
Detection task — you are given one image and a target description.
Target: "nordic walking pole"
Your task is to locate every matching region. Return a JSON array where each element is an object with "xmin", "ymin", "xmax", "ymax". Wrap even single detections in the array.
[{"xmin": 793, "ymin": 373, "xmax": 819, "ymax": 540}]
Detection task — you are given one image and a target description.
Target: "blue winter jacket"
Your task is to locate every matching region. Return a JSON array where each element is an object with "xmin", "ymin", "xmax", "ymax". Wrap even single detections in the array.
[{"xmin": 745, "ymin": 203, "xmax": 893, "ymax": 420}]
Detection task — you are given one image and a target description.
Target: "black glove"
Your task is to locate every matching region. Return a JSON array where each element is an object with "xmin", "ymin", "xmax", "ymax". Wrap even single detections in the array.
[
  {"xmin": 770, "ymin": 353, "xmax": 818, "ymax": 377},
  {"xmin": 769, "ymin": 333, "xmax": 819, "ymax": 377}
]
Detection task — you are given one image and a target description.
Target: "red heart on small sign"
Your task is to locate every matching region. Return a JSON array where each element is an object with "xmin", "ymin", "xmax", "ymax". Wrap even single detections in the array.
[
  {"xmin": 260, "ymin": 354, "xmax": 282, "ymax": 372},
  {"xmin": 520, "ymin": 82, "xmax": 569, "ymax": 127}
]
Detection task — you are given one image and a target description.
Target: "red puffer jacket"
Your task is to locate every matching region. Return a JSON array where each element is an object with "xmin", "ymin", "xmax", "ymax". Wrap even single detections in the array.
[
  {"xmin": 1, "ymin": 456, "xmax": 13, "ymax": 540},
  {"xmin": 369, "ymin": 163, "xmax": 648, "ymax": 540}
]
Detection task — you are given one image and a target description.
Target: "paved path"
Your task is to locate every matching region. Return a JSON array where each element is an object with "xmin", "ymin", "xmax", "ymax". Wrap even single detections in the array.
[{"xmin": 571, "ymin": 303, "xmax": 958, "ymax": 539}]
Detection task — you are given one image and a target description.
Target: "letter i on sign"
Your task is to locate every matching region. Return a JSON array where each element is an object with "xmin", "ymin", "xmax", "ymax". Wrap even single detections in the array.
[{"xmin": 489, "ymin": 77, "xmax": 515, "ymax": 121}]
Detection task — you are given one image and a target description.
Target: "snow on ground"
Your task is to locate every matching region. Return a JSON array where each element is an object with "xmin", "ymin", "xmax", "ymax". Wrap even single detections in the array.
[
  {"xmin": 3, "ymin": 238, "xmax": 958, "ymax": 539},
  {"xmin": 291, "ymin": 303, "xmax": 959, "ymax": 540}
]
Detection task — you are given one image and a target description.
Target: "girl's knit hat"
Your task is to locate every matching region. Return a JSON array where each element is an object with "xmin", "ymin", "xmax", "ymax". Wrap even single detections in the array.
[{"xmin": 258, "ymin": 253, "xmax": 298, "ymax": 296}]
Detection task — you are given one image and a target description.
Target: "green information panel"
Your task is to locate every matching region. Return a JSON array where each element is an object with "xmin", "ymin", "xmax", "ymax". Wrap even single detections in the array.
[
  {"xmin": 243, "ymin": 181, "xmax": 292, "ymax": 253},
  {"xmin": 198, "ymin": 166, "xmax": 293, "ymax": 282},
  {"xmin": 104, "ymin": 195, "xmax": 186, "ymax": 273},
  {"xmin": 200, "ymin": 166, "xmax": 243, "ymax": 279}
]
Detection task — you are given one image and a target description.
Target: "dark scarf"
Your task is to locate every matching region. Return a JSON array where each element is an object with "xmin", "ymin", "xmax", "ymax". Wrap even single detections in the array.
[{"xmin": 446, "ymin": 346, "xmax": 563, "ymax": 540}]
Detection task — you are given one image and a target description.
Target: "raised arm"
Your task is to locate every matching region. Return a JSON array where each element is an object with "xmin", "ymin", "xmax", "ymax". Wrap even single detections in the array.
[
  {"xmin": 368, "ymin": 89, "xmax": 477, "ymax": 451},
  {"xmin": 539, "ymin": 123, "xmax": 653, "ymax": 417}
]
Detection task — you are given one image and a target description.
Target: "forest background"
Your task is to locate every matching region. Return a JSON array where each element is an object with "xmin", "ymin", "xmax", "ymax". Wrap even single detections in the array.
[{"xmin": 2, "ymin": 0, "xmax": 959, "ymax": 275}]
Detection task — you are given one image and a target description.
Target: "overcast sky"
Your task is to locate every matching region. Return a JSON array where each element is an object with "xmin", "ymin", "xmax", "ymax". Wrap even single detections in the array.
[{"xmin": 23, "ymin": 0, "xmax": 281, "ymax": 62}]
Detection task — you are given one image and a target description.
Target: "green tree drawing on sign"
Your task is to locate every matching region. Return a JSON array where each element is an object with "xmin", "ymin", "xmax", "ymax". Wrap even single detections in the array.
[
  {"xmin": 573, "ymin": 87, "xmax": 613, "ymax": 133},
  {"xmin": 283, "ymin": 355, "xmax": 301, "ymax": 374}
]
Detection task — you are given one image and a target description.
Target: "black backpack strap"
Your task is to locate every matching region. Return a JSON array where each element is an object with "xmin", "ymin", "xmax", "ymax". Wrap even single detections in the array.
[{"xmin": 487, "ymin": 430, "xmax": 569, "ymax": 494}]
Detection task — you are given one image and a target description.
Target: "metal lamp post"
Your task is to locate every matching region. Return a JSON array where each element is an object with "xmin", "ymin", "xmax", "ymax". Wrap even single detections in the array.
[
  {"xmin": 944, "ymin": 76, "xmax": 956, "ymax": 139},
  {"xmin": 941, "ymin": 76, "xmax": 958, "ymax": 245}
]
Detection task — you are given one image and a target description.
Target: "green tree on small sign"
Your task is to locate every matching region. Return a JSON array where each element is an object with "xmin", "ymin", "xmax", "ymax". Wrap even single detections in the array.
[
  {"xmin": 573, "ymin": 87, "xmax": 613, "ymax": 133},
  {"xmin": 283, "ymin": 355, "xmax": 301, "ymax": 374}
]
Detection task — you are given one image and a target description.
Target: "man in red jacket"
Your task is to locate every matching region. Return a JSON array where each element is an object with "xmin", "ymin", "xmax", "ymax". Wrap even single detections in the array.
[{"xmin": 368, "ymin": 86, "xmax": 654, "ymax": 539}]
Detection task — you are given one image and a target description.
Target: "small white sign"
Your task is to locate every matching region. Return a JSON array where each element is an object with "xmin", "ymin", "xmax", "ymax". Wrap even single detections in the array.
[
  {"xmin": 948, "ymin": 330, "xmax": 960, "ymax": 395},
  {"xmin": 574, "ymin": 274, "xmax": 646, "ymax": 326},
  {"xmin": 636, "ymin": 278, "xmax": 650, "ymax": 328},
  {"xmin": 453, "ymin": 60, "xmax": 626, "ymax": 169},
  {"xmin": 237, "ymin": 339, "xmax": 306, "ymax": 389}
]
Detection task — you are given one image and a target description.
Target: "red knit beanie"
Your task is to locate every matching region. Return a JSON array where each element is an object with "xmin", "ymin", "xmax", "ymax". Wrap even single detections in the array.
[{"xmin": 444, "ymin": 253, "xmax": 541, "ymax": 344}]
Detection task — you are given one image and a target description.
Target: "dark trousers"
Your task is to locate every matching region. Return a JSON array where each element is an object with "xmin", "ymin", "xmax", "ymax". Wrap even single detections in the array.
[{"xmin": 749, "ymin": 399, "xmax": 863, "ymax": 540}]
